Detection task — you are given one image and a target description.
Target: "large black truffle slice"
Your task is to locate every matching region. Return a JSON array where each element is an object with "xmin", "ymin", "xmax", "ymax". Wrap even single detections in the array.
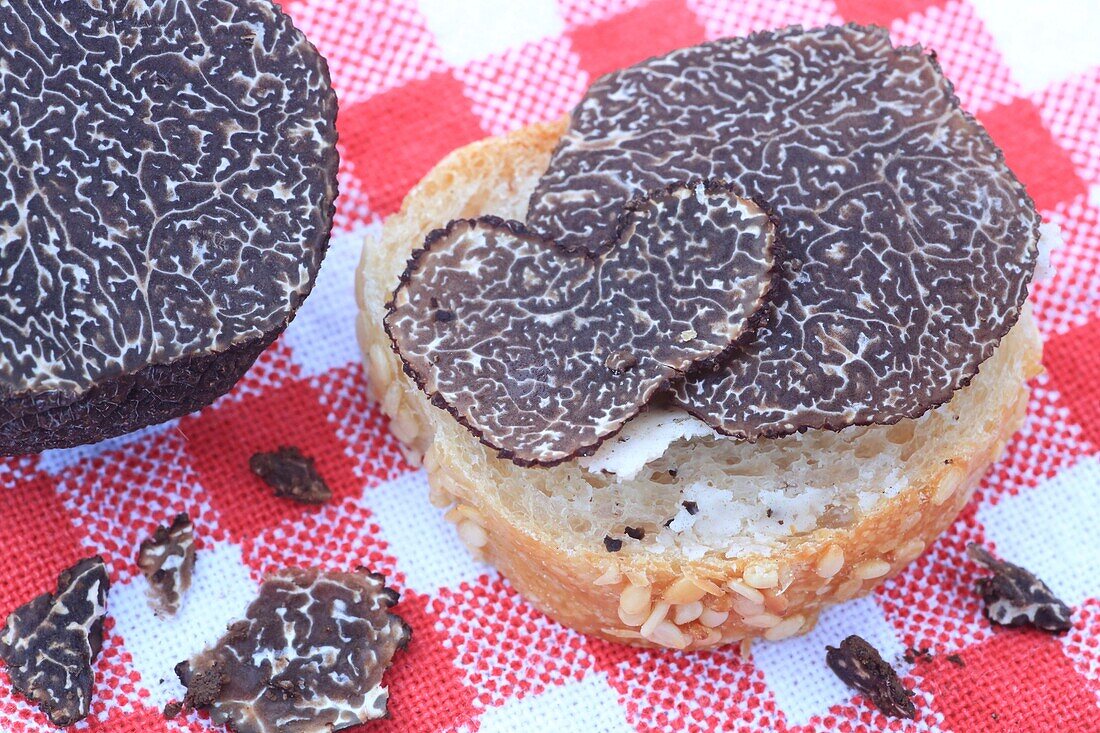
[
  {"xmin": 0, "ymin": 556, "xmax": 110, "ymax": 727},
  {"xmin": 386, "ymin": 182, "xmax": 777, "ymax": 466},
  {"xmin": 529, "ymin": 24, "xmax": 1040, "ymax": 439},
  {"xmin": 0, "ymin": 0, "xmax": 338, "ymax": 454},
  {"xmin": 176, "ymin": 567, "xmax": 411, "ymax": 733}
]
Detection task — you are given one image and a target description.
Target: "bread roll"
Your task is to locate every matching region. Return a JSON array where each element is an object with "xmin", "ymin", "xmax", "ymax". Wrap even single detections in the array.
[{"xmin": 355, "ymin": 119, "xmax": 1042, "ymax": 650}]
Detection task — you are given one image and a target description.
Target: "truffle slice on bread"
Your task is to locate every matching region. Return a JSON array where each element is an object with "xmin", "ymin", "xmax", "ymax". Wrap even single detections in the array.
[
  {"xmin": 0, "ymin": 0, "xmax": 338, "ymax": 454},
  {"xmin": 386, "ymin": 183, "xmax": 777, "ymax": 466},
  {"xmin": 531, "ymin": 24, "xmax": 1039, "ymax": 440},
  {"xmin": 357, "ymin": 117, "xmax": 1044, "ymax": 649}
]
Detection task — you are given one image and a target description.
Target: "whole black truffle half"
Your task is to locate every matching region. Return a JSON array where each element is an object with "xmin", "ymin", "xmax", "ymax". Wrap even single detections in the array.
[
  {"xmin": 0, "ymin": 0, "xmax": 338, "ymax": 455},
  {"xmin": 386, "ymin": 181, "xmax": 778, "ymax": 466},
  {"xmin": 826, "ymin": 635, "xmax": 917, "ymax": 719},
  {"xmin": 530, "ymin": 24, "xmax": 1039, "ymax": 441}
]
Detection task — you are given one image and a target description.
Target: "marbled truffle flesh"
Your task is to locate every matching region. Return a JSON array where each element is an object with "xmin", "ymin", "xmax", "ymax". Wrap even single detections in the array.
[
  {"xmin": 0, "ymin": 0, "xmax": 338, "ymax": 454},
  {"xmin": 0, "ymin": 556, "xmax": 110, "ymax": 727},
  {"xmin": 529, "ymin": 24, "xmax": 1039, "ymax": 440},
  {"xmin": 136, "ymin": 513, "xmax": 196, "ymax": 616},
  {"xmin": 176, "ymin": 568, "xmax": 411, "ymax": 733},
  {"xmin": 387, "ymin": 182, "xmax": 778, "ymax": 465},
  {"xmin": 967, "ymin": 544, "xmax": 1073, "ymax": 633}
]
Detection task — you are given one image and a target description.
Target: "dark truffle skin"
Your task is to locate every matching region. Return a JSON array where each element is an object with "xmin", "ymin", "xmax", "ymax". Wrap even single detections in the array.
[
  {"xmin": 249, "ymin": 446, "xmax": 333, "ymax": 505},
  {"xmin": 0, "ymin": 0, "xmax": 338, "ymax": 455},
  {"xmin": 826, "ymin": 635, "xmax": 916, "ymax": 719},
  {"xmin": 0, "ymin": 556, "xmax": 110, "ymax": 727},
  {"xmin": 529, "ymin": 24, "xmax": 1040, "ymax": 440}
]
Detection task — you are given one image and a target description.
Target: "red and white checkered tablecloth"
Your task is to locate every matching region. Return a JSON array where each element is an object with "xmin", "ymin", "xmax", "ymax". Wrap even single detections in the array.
[{"xmin": 2, "ymin": 0, "xmax": 1098, "ymax": 730}]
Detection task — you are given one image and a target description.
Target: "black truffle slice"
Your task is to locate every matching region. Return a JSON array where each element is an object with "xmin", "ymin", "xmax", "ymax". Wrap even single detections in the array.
[
  {"xmin": 0, "ymin": 556, "xmax": 110, "ymax": 727},
  {"xmin": 249, "ymin": 446, "xmax": 333, "ymax": 505},
  {"xmin": 528, "ymin": 24, "xmax": 1039, "ymax": 439},
  {"xmin": 176, "ymin": 567, "xmax": 411, "ymax": 733},
  {"xmin": 386, "ymin": 182, "xmax": 777, "ymax": 466},
  {"xmin": 826, "ymin": 635, "xmax": 916, "ymax": 719},
  {"xmin": 967, "ymin": 544, "xmax": 1073, "ymax": 633},
  {"xmin": 0, "ymin": 0, "xmax": 338, "ymax": 455},
  {"xmin": 136, "ymin": 513, "xmax": 196, "ymax": 616}
]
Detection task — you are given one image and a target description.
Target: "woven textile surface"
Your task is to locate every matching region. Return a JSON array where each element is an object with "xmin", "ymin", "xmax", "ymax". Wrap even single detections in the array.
[{"xmin": 1, "ymin": 0, "xmax": 1099, "ymax": 730}]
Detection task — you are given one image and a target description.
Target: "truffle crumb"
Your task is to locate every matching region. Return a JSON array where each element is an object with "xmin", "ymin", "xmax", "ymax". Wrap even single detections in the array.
[
  {"xmin": 624, "ymin": 526, "xmax": 645, "ymax": 540},
  {"xmin": 250, "ymin": 446, "xmax": 333, "ymax": 505},
  {"xmin": 826, "ymin": 635, "xmax": 916, "ymax": 719},
  {"xmin": 967, "ymin": 544, "xmax": 1072, "ymax": 633},
  {"xmin": 163, "ymin": 700, "xmax": 183, "ymax": 719},
  {"xmin": 682, "ymin": 501, "xmax": 699, "ymax": 515},
  {"xmin": 136, "ymin": 513, "xmax": 196, "ymax": 616},
  {"xmin": 604, "ymin": 536, "xmax": 623, "ymax": 552}
]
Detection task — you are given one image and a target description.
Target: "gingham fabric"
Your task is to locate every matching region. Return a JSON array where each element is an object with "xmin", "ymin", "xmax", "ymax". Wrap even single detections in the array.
[{"xmin": 1, "ymin": 0, "xmax": 1098, "ymax": 731}]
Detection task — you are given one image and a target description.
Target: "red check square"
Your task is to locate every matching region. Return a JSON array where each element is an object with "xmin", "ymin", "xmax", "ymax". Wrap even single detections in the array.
[
  {"xmin": 568, "ymin": 0, "xmax": 705, "ymax": 81},
  {"xmin": 180, "ymin": 378, "xmax": 360, "ymax": 544},
  {"xmin": 922, "ymin": 629, "xmax": 1100, "ymax": 732},
  {"xmin": 979, "ymin": 98, "xmax": 1088, "ymax": 212},
  {"xmin": 0, "ymin": 472, "xmax": 88, "ymax": 617},
  {"xmin": 1043, "ymin": 318, "xmax": 1100, "ymax": 449},
  {"xmin": 833, "ymin": 0, "xmax": 946, "ymax": 27},
  {"xmin": 373, "ymin": 592, "xmax": 479, "ymax": 732},
  {"xmin": 340, "ymin": 72, "xmax": 486, "ymax": 217}
]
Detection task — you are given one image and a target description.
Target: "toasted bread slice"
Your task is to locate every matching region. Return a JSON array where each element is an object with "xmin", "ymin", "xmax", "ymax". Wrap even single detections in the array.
[{"xmin": 355, "ymin": 119, "xmax": 1042, "ymax": 650}]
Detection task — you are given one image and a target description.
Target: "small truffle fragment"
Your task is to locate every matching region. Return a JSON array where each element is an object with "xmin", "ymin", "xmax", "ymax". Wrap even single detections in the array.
[
  {"xmin": 624, "ymin": 526, "xmax": 645, "ymax": 540},
  {"xmin": 0, "ymin": 556, "xmax": 110, "ymax": 727},
  {"xmin": 176, "ymin": 567, "xmax": 411, "ymax": 733},
  {"xmin": 529, "ymin": 24, "xmax": 1039, "ymax": 439},
  {"xmin": 826, "ymin": 635, "xmax": 916, "ymax": 719},
  {"xmin": 0, "ymin": 0, "xmax": 338, "ymax": 455},
  {"xmin": 967, "ymin": 544, "xmax": 1073, "ymax": 633},
  {"xmin": 604, "ymin": 350, "xmax": 638, "ymax": 373},
  {"xmin": 250, "ymin": 447, "xmax": 333, "ymax": 505},
  {"xmin": 386, "ymin": 181, "xmax": 777, "ymax": 466},
  {"xmin": 604, "ymin": 536, "xmax": 623, "ymax": 552},
  {"xmin": 136, "ymin": 513, "xmax": 197, "ymax": 616}
]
